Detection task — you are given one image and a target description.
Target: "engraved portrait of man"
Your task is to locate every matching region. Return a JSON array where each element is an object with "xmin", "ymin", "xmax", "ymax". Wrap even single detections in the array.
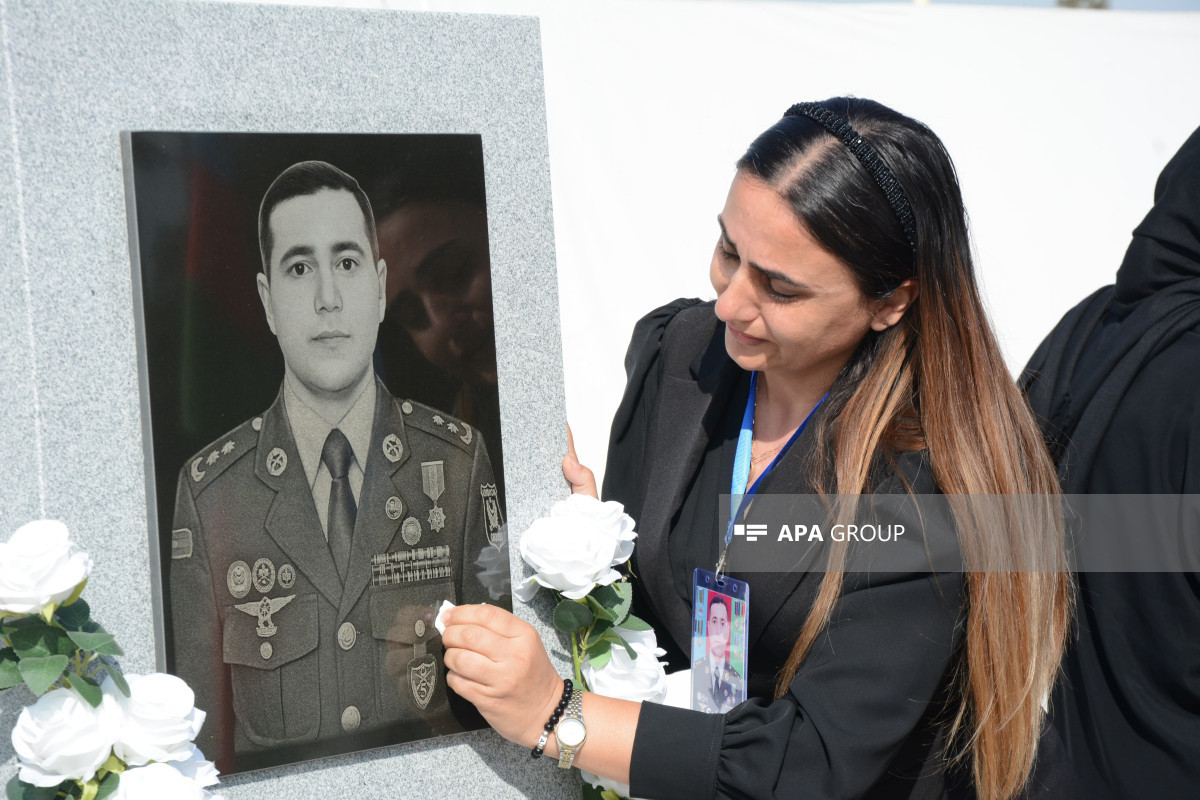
[{"xmin": 163, "ymin": 158, "xmax": 509, "ymax": 772}]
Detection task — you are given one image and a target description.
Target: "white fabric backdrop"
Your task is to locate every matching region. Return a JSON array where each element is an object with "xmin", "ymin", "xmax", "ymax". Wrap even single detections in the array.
[{"xmin": 235, "ymin": 0, "xmax": 1200, "ymax": 487}]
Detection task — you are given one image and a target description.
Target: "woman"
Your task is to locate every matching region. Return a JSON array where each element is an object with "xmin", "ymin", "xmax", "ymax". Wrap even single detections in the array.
[{"xmin": 442, "ymin": 98, "xmax": 1070, "ymax": 799}]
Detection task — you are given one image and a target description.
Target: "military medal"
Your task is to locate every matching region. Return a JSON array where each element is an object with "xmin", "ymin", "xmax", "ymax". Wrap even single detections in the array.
[
  {"xmin": 253, "ymin": 558, "xmax": 276, "ymax": 593},
  {"xmin": 386, "ymin": 496, "xmax": 404, "ymax": 520},
  {"xmin": 234, "ymin": 594, "xmax": 295, "ymax": 638},
  {"xmin": 382, "ymin": 433, "xmax": 403, "ymax": 463},
  {"xmin": 402, "ymin": 516, "xmax": 423, "ymax": 546},
  {"xmin": 227, "ymin": 560, "xmax": 251, "ymax": 598},
  {"xmin": 480, "ymin": 484, "xmax": 505, "ymax": 547},
  {"xmin": 278, "ymin": 563, "xmax": 296, "ymax": 589},
  {"xmin": 422, "ymin": 461, "xmax": 446, "ymax": 532}
]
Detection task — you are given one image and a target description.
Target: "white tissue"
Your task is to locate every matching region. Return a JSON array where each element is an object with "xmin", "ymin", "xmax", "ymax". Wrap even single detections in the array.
[{"xmin": 434, "ymin": 600, "xmax": 456, "ymax": 635}]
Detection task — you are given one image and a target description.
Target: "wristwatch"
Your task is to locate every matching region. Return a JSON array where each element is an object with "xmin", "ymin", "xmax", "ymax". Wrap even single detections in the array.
[{"xmin": 555, "ymin": 687, "xmax": 587, "ymax": 768}]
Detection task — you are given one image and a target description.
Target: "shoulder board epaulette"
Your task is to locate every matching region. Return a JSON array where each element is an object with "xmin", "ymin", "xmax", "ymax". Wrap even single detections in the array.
[
  {"xmin": 182, "ymin": 416, "xmax": 260, "ymax": 492},
  {"xmin": 398, "ymin": 399, "xmax": 477, "ymax": 454}
]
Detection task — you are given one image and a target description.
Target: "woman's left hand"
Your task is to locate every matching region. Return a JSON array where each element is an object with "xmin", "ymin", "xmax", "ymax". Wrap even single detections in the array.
[{"xmin": 442, "ymin": 604, "xmax": 564, "ymax": 748}]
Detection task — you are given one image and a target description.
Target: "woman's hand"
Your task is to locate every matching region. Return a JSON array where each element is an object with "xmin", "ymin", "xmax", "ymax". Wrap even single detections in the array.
[
  {"xmin": 563, "ymin": 425, "xmax": 599, "ymax": 498},
  {"xmin": 442, "ymin": 604, "xmax": 564, "ymax": 748}
]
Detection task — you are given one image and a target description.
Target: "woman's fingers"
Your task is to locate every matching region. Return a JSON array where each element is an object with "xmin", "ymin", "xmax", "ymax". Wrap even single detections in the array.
[
  {"xmin": 564, "ymin": 424, "xmax": 599, "ymax": 498},
  {"xmin": 442, "ymin": 621, "xmax": 511, "ymax": 663}
]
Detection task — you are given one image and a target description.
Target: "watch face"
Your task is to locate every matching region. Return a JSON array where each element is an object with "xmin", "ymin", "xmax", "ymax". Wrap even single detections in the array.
[{"xmin": 556, "ymin": 717, "xmax": 586, "ymax": 748}]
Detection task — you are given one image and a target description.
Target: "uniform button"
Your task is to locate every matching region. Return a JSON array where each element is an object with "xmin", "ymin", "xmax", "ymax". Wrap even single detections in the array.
[
  {"xmin": 260, "ymin": 642, "xmax": 273, "ymax": 660},
  {"xmin": 341, "ymin": 705, "xmax": 361, "ymax": 733},
  {"xmin": 414, "ymin": 619, "xmax": 426, "ymax": 638},
  {"xmin": 338, "ymin": 622, "xmax": 357, "ymax": 650}
]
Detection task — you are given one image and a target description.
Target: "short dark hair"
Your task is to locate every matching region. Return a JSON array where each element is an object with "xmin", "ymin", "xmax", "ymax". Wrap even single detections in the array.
[{"xmin": 258, "ymin": 160, "xmax": 379, "ymax": 277}]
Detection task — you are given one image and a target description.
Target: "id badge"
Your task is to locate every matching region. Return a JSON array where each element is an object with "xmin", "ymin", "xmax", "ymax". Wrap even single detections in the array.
[{"xmin": 690, "ymin": 568, "xmax": 749, "ymax": 714}]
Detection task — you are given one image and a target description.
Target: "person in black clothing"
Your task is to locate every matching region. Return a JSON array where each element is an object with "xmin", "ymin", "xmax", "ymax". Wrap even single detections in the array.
[
  {"xmin": 442, "ymin": 98, "xmax": 1071, "ymax": 800},
  {"xmin": 1021, "ymin": 125, "xmax": 1200, "ymax": 800}
]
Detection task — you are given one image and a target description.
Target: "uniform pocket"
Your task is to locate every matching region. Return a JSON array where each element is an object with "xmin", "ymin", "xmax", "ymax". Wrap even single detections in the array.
[
  {"xmin": 222, "ymin": 593, "xmax": 320, "ymax": 747},
  {"xmin": 369, "ymin": 579, "xmax": 453, "ymax": 720}
]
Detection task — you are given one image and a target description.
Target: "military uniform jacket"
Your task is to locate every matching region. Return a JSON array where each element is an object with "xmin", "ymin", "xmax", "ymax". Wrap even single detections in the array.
[
  {"xmin": 692, "ymin": 658, "xmax": 739, "ymax": 714},
  {"xmin": 169, "ymin": 380, "xmax": 507, "ymax": 769}
]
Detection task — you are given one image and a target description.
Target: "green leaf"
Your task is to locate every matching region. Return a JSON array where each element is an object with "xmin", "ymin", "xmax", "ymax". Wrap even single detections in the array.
[
  {"xmin": 5, "ymin": 775, "xmax": 20, "ymax": 800},
  {"xmin": 552, "ymin": 599, "xmax": 593, "ymax": 633},
  {"xmin": 619, "ymin": 613, "xmax": 652, "ymax": 632},
  {"xmin": 9, "ymin": 622, "xmax": 57, "ymax": 658},
  {"xmin": 18, "ymin": 654, "xmax": 69, "ymax": 696},
  {"xmin": 54, "ymin": 599, "xmax": 91, "ymax": 632},
  {"xmin": 104, "ymin": 661, "xmax": 130, "ymax": 697},
  {"xmin": 69, "ymin": 674, "xmax": 103, "ymax": 708},
  {"xmin": 66, "ymin": 631, "xmax": 122, "ymax": 657},
  {"xmin": 586, "ymin": 640, "xmax": 612, "ymax": 671},
  {"xmin": 94, "ymin": 773, "xmax": 119, "ymax": 800},
  {"xmin": 583, "ymin": 594, "xmax": 616, "ymax": 623},
  {"xmin": 7, "ymin": 777, "xmax": 59, "ymax": 800},
  {"xmin": 0, "ymin": 648, "xmax": 22, "ymax": 690},
  {"xmin": 600, "ymin": 790, "xmax": 624, "ymax": 800},
  {"xmin": 580, "ymin": 782, "xmax": 607, "ymax": 800},
  {"xmin": 589, "ymin": 583, "xmax": 632, "ymax": 625},
  {"xmin": 584, "ymin": 619, "xmax": 613, "ymax": 648},
  {"xmin": 601, "ymin": 630, "xmax": 637, "ymax": 660}
]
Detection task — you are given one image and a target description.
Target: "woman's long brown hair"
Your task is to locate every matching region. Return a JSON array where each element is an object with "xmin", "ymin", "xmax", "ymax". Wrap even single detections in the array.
[{"xmin": 739, "ymin": 98, "xmax": 1071, "ymax": 800}]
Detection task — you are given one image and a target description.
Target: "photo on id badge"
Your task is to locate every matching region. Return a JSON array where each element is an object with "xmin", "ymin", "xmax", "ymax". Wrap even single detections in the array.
[{"xmin": 691, "ymin": 569, "xmax": 748, "ymax": 714}]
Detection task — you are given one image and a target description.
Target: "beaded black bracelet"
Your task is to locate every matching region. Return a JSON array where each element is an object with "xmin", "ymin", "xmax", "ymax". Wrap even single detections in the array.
[{"xmin": 532, "ymin": 678, "xmax": 574, "ymax": 759}]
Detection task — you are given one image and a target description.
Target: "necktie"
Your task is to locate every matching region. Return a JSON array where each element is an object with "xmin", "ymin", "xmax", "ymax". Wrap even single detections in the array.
[{"xmin": 321, "ymin": 428, "xmax": 356, "ymax": 582}]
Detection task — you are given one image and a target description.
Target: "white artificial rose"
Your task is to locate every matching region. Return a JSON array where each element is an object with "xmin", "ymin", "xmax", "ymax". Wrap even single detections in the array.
[
  {"xmin": 0, "ymin": 520, "xmax": 92, "ymax": 614},
  {"xmin": 171, "ymin": 744, "xmax": 221, "ymax": 788},
  {"xmin": 580, "ymin": 627, "xmax": 669, "ymax": 800},
  {"xmin": 113, "ymin": 763, "xmax": 222, "ymax": 800},
  {"xmin": 514, "ymin": 495, "xmax": 636, "ymax": 601},
  {"xmin": 582, "ymin": 626, "xmax": 669, "ymax": 705},
  {"xmin": 111, "ymin": 673, "xmax": 206, "ymax": 766},
  {"xmin": 11, "ymin": 686, "xmax": 117, "ymax": 787}
]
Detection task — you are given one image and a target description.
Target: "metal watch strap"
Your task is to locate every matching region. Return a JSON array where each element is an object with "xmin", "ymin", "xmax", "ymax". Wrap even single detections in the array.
[{"xmin": 556, "ymin": 689, "xmax": 585, "ymax": 768}]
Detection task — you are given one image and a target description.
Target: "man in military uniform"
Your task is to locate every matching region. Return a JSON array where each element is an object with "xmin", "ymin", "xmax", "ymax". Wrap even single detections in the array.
[
  {"xmin": 169, "ymin": 160, "xmax": 509, "ymax": 772},
  {"xmin": 693, "ymin": 595, "xmax": 741, "ymax": 714}
]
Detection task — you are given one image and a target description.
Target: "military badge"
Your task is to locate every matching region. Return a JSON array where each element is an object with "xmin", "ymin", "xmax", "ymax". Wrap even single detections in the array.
[
  {"xmin": 459, "ymin": 422, "xmax": 472, "ymax": 445},
  {"xmin": 253, "ymin": 558, "xmax": 276, "ymax": 593},
  {"xmin": 386, "ymin": 496, "xmax": 404, "ymax": 520},
  {"xmin": 206, "ymin": 450, "xmax": 220, "ymax": 466},
  {"xmin": 278, "ymin": 563, "xmax": 296, "ymax": 589},
  {"xmin": 227, "ymin": 560, "xmax": 251, "ymax": 598},
  {"xmin": 422, "ymin": 461, "xmax": 446, "ymax": 533},
  {"xmin": 432, "ymin": 415, "xmax": 444, "ymax": 426},
  {"xmin": 480, "ymin": 484, "xmax": 505, "ymax": 547},
  {"xmin": 221, "ymin": 440, "xmax": 235, "ymax": 455},
  {"xmin": 190, "ymin": 457, "xmax": 206, "ymax": 483},
  {"xmin": 266, "ymin": 447, "xmax": 287, "ymax": 476},
  {"xmin": 409, "ymin": 653, "xmax": 437, "ymax": 710},
  {"xmin": 234, "ymin": 594, "xmax": 295, "ymax": 638},
  {"xmin": 402, "ymin": 516, "xmax": 423, "ymax": 546},
  {"xmin": 382, "ymin": 433, "xmax": 403, "ymax": 463},
  {"xmin": 446, "ymin": 422, "xmax": 459, "ymax": 434}
]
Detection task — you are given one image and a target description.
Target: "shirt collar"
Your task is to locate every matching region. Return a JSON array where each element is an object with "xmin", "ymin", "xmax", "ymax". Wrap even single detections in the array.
[{"xmin": 283, "ymin": 375, "xmax": 377, "ymax": 489}]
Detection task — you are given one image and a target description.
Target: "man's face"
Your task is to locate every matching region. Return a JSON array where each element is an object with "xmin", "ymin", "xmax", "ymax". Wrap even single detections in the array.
[{"xmin": 256, "ymin": 189, "xmax": 386, "ymax": 400}]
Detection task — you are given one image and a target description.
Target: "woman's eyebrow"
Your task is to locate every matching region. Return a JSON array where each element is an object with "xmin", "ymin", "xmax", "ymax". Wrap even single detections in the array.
[{"xmin": 718, "ymin": 216, "xmax": 811, "ymax": 290}]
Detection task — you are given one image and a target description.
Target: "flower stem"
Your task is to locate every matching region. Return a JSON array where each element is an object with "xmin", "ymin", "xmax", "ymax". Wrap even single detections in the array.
[{"xmin": 570, "ymin": 630, "xmax": 584, "ymax": 688}]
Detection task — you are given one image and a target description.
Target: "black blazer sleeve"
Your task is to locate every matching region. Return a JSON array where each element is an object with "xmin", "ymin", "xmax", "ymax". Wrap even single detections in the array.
[{"xmin": 602, "ymin": 297, "xmax": 705, "ymax": 523}]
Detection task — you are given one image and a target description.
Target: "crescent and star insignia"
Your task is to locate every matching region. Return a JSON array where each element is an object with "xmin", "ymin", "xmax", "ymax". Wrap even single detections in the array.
[
  {"xmin": 234, "ymin": 594, "xmax": 295, "ymax": 638},
  {"xmin": 222, "ymin": 441, "xmax": 236, "ymax": 455},
  {"xmin": 460, "ymin": 423, "xmax": 472, "ymax": 445},
  {"xmin": 206, "ymin": 450, "xmax": 220, "ymax": 466},
  {"xmin": 382, "ymin": 434, "xmax": 403, "ymax": 463},
  {"xmin": 190, "ymin": 457, "xmax": 206, "ymax": 483},
  {"xmin": 227, "ymin": 561, "xmax": 251, "ymax": 598},
  {"xmin": 266, "ymin": 447, "xmax": 287, "ymax": 476},
  {"xmin": 446, "ymin": 422, "xmax": 459, "ymax": 434},
  {"xmin": 432, "ymin": 415, "xmax": 444, "ymax": 426}
]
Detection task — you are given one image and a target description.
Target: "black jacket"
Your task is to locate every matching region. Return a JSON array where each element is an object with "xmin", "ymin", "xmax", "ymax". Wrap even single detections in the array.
[{"xmin": 1021, "ymin": 125, "xmax": 1200, "ymax": 799}]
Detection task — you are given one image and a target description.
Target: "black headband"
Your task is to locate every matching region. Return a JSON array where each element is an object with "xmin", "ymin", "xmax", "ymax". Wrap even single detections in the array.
[{"xmin": 784, "ymin": 102, "xmax": 917, "ymax": 252}]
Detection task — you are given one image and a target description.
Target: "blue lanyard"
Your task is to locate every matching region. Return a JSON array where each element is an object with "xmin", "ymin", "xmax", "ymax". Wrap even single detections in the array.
[{"xmin": 721, "ymin": 372, "xmax": 826, "ymax": 570}]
